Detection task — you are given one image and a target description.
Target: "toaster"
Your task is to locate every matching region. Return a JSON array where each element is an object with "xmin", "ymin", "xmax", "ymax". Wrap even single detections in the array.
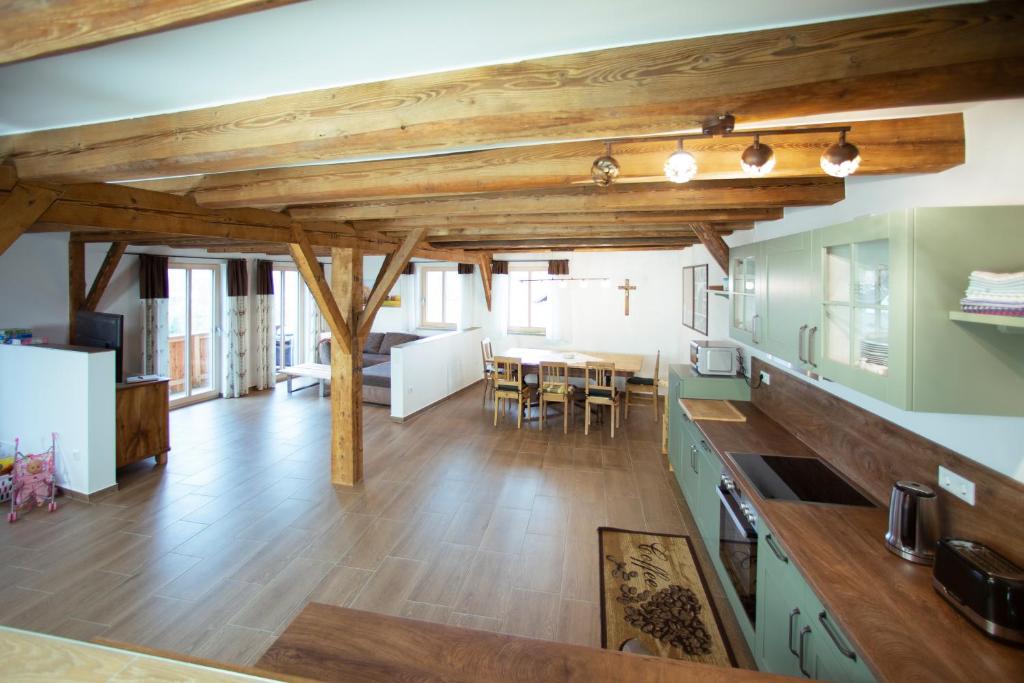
[{"xmin": 932, "ymin": 538, "xmax": 1024, "ymax": 645}]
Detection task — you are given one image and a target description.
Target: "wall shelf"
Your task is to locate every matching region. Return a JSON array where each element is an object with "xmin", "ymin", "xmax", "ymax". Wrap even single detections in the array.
[{"xmin": 949, "ymin": 310, "xmax": 1024, "ymax": 334}]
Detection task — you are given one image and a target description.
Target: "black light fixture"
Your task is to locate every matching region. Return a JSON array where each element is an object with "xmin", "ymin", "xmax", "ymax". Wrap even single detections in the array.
[
  {"xmin": 740, "ymin": 134, "xmax": 775, "ymax": 176},
  {"xmin": 591, "ymin": 142, "xmax": 620, "ymax": 186},
  {"xmin": 820, "ymin": 130, "xmax": 861, "ymax": 178}
]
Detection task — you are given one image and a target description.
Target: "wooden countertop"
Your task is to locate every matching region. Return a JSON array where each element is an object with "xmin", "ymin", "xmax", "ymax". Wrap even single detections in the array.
[
  {"xmin": 258, "ymin": 603, "xmax": 794, "ymax": 682},
  {"xmin": 694, "ymin": 402, "xmax": 1024, "ymax": 683}
]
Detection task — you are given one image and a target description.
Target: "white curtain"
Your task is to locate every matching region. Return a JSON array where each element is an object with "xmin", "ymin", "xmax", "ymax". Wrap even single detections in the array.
[
  {"xmin": 545, "ymin": 281, "xmax": 572, "ymax": 343},
  {"xmin": 492, "ymin": 273, "xmax": 509, "ymax": 337},
  {"xmin": 254, "ymin": 294, "xmax": 274, "ymax": 390},
  {"xmin": 222, "ymin": 295, "xmax": 248, "ymax": 398},
  {"xmin": 459, "ymin": 271, "xmax": 475, "ymax": 330},
  {"xmin": 402, "ymin": 270, "xmax": 417, "ymax": 332},
  {"xmin": 141, "ymin": 298, "xmax": 168, "ymax": 376}
]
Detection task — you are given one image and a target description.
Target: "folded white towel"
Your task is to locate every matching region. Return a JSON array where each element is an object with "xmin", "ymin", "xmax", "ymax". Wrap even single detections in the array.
[{"xmin": 970, "ymin": 271, "xmax": 1024, "ymax": 282}]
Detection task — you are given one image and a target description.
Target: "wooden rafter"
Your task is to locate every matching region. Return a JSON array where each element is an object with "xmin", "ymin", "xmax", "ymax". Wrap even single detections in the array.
[
  {"xmin": 82, "ymin": 241, "xmax": 128, "ymax": 311},
  {"xmin": 290, "ymin": 178, "xmax": 843, "ymax": 222},
  {"xmin": 478, "ymin": 254, "xmax": 493, "ymax": 312},
  {"xmin": 3, "ymin": 3, "xmax": 1018, "ymax": 182},
  {"xmin": 422, "ymin": 223, "xmax": 746, "ymax": 243},
  {"xmin": 0, "ymin": 1, "xmax": 299, "ymax": 66},
  {"xmin": 438, "ymin": 236, "xmax": 700, "ymax": 250},
  {"xmin": 330, "ymin": 247, "xmax": 363, "ymax": 487},
  {"xmin": 288, "ymin": 224, "xmax": 352, "ymax": 355},
  {"xmin": 148, "ymin": 114, "xmax": 964, "ymax": 208},
  {"xmin": 0, "ymin": 183, "xmax": 61, "ymax": 257},
  {"xmin": 691, "ymin": 223, "xmax": 731, "ymax": 273},
  {"xmin": 358, "ymin": 229, "xmax": 425, "ymax": 339}
]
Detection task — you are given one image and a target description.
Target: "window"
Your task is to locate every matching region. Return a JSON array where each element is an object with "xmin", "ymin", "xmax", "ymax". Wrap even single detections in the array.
[
  {"xmin": 168, "ymin": 263, "xmax": 219, "ymax": 405},
  {"xmin": 272, "ymin": 265, "xmax": 311, "ymax": 373},
  {"xmin": 508, "ymin": 264, "xmax": 549, "ymax": 335},
  {"xmin": 420, "ymin": 265, "xmax": 460, "ymax": 329}
]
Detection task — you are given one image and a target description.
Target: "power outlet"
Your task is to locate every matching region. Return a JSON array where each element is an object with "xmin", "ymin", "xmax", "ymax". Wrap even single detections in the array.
[
  {"xmin": 759, "ymin": 370, "xmax": 771, "ymax": 386},
  {"xmin": 939, "ymin": 465, "xmax": 975, "ymax": 505}
]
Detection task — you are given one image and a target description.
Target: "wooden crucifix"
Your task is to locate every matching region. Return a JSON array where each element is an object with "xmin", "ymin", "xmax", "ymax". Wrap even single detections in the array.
[{"xmin": 617, "ymin": 278, "xmax": 637, "ymax": 316}]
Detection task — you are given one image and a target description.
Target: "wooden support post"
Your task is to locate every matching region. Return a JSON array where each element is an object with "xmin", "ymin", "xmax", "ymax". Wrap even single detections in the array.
[
  {"xmin": 0, "ymin": 183, "xmax": 60, "ymax": 257},
  {"xmin": 330, "ymin": 247, "xmax": 363, "ymax": 487},
  {"xmin": 68, "ymin": 239, "xmax": 85, "ymax": 340},
  {"xmin": 358, "ymin": 228, "xmax": 425, "ymax": 339},
  {"xmin": 691, "ymin": 222, "xmax": 730, "ymax": 273},
  {"xmin": 288, "ymin": 223, "xmax": 352, "ymax": 355},
  {"xmin": 83, "ymin": 242, "xmax": 127, "ymax": 311},
  {"xmin": 478, "ymin": 253, "xmax": 493, "ymax": 312}
]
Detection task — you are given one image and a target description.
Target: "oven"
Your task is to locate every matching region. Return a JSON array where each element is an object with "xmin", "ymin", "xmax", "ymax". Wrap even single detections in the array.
[{"xmin": 718, "ymin": 473, "xmax": 758, "ymax": 627}]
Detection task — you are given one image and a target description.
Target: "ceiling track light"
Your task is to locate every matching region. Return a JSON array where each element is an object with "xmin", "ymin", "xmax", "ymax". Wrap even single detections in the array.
[
  {"xmin": 664, "ymin": 139, "xmax": 698, "ymax": 184},
  {"xmin": 820, "ymin": 130, "xmax": 862, "ymax": 178},
  {"xmin": 591, "ymin": 142, "xmax": 620, "ymax": 187},
  {"xmin": 590, "ymin": 116, "xmax": 861, "ymax": 185},
  {"xmin": 741, "ymin": 134, "xmax": 776, "ymax": 177}
]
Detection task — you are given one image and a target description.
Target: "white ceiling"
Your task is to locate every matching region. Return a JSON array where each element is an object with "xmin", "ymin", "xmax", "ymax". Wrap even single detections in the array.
[{"xmin": 0, "ymin": 0, "xmax": 968, "ymax": 135}]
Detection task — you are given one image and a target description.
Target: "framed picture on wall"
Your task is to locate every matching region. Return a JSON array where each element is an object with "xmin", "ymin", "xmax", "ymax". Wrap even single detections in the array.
[{"xmin": 683, "ymin": 264, "xmax": 709, "ymax": 335}]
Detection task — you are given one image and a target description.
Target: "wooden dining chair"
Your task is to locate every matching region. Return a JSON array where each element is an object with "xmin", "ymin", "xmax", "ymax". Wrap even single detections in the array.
[
  {"xmin": 539, "ymin": 361, "xmax": 575, "ymax": 434},
  {"xmin": 625, "ymin": 350, "xmax": 660, "ymax": 422},
  {"xmin": 584, "ymin": 361, "xmax": 620, "ymax": 438},
  {"xmin": 493, "ymin": 356, "xmax": 533, "ymax": 429},
  {"xmin": 481, "ymin": 337, "xmax": 495, "ymax": 406}
]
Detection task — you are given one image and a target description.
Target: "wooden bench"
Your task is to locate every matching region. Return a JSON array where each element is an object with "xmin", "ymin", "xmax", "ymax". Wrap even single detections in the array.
[{"xmin": 280, "ymin": 363, "xmax": 330, "ymax": 397}]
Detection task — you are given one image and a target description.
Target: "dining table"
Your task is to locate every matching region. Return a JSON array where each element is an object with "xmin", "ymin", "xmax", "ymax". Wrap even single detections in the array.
[{"xmin": 499, "ymin": 347, "xmax": 645, "ymax": 376}]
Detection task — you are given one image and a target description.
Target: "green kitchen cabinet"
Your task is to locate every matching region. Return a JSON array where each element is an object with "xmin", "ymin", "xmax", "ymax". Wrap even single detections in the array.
[
  {"xmin": 694, "ymin": 438, "xmax": 721, "ymax": 545},
  {"xmin": 757, "ymin": 525, "xmax": 877, "ymax": 683},
  {"xmin": 760, "ymin": 231, "xmax": 816, "ymax": 367},
  {"xmin": 729, "ymin": 243, "xmax": 762, "ymax": 347}
]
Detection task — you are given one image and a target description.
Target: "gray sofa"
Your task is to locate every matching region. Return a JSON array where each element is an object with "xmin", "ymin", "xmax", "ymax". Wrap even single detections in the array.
[{"xmin": 316, "ymin": 331, "xmax": 422, "ymax": 406}]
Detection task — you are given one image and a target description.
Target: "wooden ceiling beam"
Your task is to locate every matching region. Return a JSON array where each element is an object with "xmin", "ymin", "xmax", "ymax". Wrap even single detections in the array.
[
  {"xmin": 82, "ymin": 242, "xmax": 127, "ymax": 311},
  {"xmin": 154, "ymin": 114, "xmax": 962, "ymax": 208},
  {"xmin": 359, "ymin": 229, "xmax": 425, "ymax": 339},
  {"xmin": 0, "ymin": 184, "xmax": 61, "ymax": 257},
  {"xmin": 418, "ymin": 222, "xmax": 748, "ymax": 241},
  {"xmin": 3, "ymin": 3, "xmax": 1019, "ymax": 182},
  {"xmin": 290, "ymin": 178, "xmax": 842, "ymax": 222},
  {"xmin": 691, "ymin": 222, "xmax": 731, "ymax": 273},
  {"xmin": 438, "ymin": 236, "xmax": 700, "ymax": 250},
  {"xmin": 0, "ymin": 1, "xmax": 300, "ymax": 66},
  {"xmin": 353, "ymin": 209, "xmax": 776, "ymax": 232}
]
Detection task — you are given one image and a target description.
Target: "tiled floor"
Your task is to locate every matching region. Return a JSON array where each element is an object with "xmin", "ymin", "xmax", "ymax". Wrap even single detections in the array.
[{"xmin": 0, "ymin": 381, "xmax": 748, "ymax": 668}]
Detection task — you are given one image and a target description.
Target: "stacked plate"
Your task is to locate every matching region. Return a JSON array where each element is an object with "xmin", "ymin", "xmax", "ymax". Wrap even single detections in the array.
[{"xmin": 859, "ymin": 338, "xmax": 889, "ymax": 368}]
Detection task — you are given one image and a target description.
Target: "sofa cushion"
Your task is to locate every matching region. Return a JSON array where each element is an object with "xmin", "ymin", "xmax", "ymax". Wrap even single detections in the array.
[
  {"xmin": 316, "ymin": 338, "xmax": 331, "ymax": 365},
  {"xmin": 379, "ymin": 332, "xmax": 421, "ymax": 355},
  {"xmin": 363, "ymin": 332, "xmax": 385, "ymax": 354},
  {"xmin": 362, "ymin": 361, "xmax": 391, "ymax": 388},
  {"xmin": 362, "ymin": 353, "xmax": 390, "ymax": 367}
]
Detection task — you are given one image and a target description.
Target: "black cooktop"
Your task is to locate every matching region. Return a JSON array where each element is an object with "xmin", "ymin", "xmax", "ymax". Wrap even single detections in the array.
[{"xmin": 728, "ymin": 453, "xmax": 875, "ymax": 507}]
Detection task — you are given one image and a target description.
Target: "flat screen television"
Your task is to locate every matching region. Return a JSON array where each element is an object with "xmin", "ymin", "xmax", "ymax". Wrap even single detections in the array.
[{"xmin": 72, "ymin": 311, "xmax": 124, "ymax": 383}]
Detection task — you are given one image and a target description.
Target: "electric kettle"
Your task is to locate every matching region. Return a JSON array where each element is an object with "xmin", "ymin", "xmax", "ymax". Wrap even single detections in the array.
[{"xmin": 884, "ymin": 480, "xmax": 939, "ymax": 564}]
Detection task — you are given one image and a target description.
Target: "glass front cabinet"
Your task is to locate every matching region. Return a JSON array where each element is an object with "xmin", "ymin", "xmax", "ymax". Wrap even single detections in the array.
[{"xmin": 729, "ymin": 243, "xmax": 761, "ymax": 347}]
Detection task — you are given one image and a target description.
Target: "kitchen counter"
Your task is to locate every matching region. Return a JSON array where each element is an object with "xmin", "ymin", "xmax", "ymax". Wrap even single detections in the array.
[{"xmin": 694, "ymin": 401, "xmax": 1024, "ymax": 682}]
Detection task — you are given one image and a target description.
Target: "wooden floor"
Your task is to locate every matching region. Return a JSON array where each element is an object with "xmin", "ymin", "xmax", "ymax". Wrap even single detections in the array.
[{"xmin": 0, "ymin": 381, "xmax": 750, "ymax": 669}]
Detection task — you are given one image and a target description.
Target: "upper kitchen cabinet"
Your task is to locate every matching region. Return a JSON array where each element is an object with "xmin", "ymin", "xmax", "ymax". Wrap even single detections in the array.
[
  {"xmin": 729, "ymin": 243, "xmax": 761, "ymax": 347},
  {"xmin": 761, "ymin": 232, "xmax": 816, "ymax": 366}
]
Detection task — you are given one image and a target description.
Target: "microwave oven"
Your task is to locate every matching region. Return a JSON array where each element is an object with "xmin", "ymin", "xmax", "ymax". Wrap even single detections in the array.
[{"xmin": 690, "ymin": 340, "xmax": 739, "ymax": 376}]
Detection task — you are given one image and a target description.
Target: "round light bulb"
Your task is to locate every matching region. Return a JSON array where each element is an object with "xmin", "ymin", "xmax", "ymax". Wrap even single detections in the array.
[
  {"xmin": 820, "ymin": 136, "xmax": 861, "ymax": 178},
  {"xmin": 740, "ymin": 140, "xmax": 776, "ymax": 177},
  {"xmin": 591, "ymin": 155, "xmax": 620, "ymax": 186},
  {"xmin": 664, "ymin": 148, "xmax": 698, "ymax": 184}
]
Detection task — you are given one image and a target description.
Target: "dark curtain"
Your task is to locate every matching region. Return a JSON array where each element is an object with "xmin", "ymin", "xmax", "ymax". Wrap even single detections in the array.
[
  {"xmin": 492, "ymin": 260, "xmax": 509, "ymax": 275},
  {"xmin": 226, "ymin": 259, "xmax": 248, "ymax": 297},
  {"xmin": 138, "ymin": 255, "xmax": 168, "ymax": 299},
  {"xmin": 548, "ymin": 259, "xmax": 569, "ymax": 276},
  {"xmin": 401, "ymin": 262, "xmax": 415, "ymax": 275},
  {"xmin": 255, "ymin": 260, "xmax": 274, "ymax": 296},
  {"xmin": 457, "ymin": 263, "xmax": 475, "ymax": 275}
]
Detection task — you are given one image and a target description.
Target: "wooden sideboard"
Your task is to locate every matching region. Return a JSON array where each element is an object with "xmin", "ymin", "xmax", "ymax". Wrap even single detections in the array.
[{"xmin": 115, "ymin": 378, "xmax": 170, "ymax": 468}]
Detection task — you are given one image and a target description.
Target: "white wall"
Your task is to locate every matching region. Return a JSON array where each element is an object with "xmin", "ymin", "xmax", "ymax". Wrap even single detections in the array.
[
  {"xmin": 0, "ymin": 345, "xmax": 116, "ymax": 495},
  {"xmin": 711, "ymin": 98, "xmax": 1024, "ymax": 482},
  {"xmin": 391, "ymin": 327, "xmax": 484, "ymax": 419},
  {"xmin": 474, "ymin": 250, "xmax": 723, "ymax": 383}
]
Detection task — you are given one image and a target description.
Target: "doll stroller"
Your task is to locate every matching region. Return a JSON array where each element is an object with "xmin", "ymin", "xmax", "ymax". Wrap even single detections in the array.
[{"xmin": 8, "ymin": 434, "xmax": 58, "ymax": 522}]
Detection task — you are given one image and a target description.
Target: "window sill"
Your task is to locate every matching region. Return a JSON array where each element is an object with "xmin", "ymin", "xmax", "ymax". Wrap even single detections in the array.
[{"xmin": 508, "ymin": 329, "xmax": 547, "ymax": 336}]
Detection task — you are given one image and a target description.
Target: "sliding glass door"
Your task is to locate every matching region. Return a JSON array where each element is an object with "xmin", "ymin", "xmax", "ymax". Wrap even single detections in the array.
[
  {"xmin": 272, "ymin": 266, "xmax": 307, "ymax": 374},
  {"xmin": 168, "ymin": 263, "xmax": 220, "ymax": 405}
]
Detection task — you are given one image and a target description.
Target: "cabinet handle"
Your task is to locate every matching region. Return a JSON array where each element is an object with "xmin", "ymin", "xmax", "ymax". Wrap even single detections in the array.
[
  {"xmin": 788, "ymin": 608, "xmax": 801, "ymax": 656},
  {"xmin": 798, "ymin": 626, "xmax": 812, "ymax": 678},
  {"xmin": 818, "ymin": 611, "xmax": 857, "ymax": 661},
  {"xmin": 752, "ymin": 314, "xmax": 761, "ymax": 344},
  {"xmin": 807, "ymin": 326, "xmax": 818, "ymax": 367},
  {"xmin": 797, "ymin": 324, "xmax": 808, "ymax": 362},
  {"xmin": 765, "ymin": 534, "xmax": 789, "ymax": 563}
]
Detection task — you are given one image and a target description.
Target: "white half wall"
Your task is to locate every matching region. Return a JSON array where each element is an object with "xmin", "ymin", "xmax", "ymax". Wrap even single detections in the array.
[
  {"xmin": 0, "ymin": 345, "xmax": 116, "ymax": 495},
  {"xmin": 391, "ymin": 327, "xmax": 484, "ymax": 419},
  {"xmin": 714, "ymin": 98, "xmax": 1024, "ymax": 482}
]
